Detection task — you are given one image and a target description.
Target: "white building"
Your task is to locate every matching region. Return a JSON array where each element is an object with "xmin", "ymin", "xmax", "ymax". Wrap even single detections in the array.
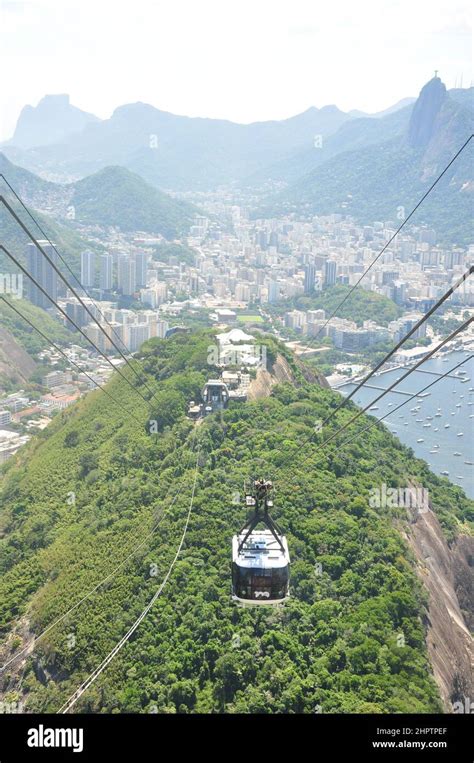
[
  {"xmin": 81, "ymin": 250, "xmax": 95, "ymax": 289},
  {"xmin": 0, "ymin": 410, "xmax": 12, "ymax": 426}
]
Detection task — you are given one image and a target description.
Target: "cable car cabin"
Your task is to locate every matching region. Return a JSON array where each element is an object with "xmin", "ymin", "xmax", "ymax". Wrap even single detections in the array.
[
  {"xmin": 187, "ymin": 401, "xmax": 202, "ymax": 420},
  {"xmin": 232, "ymin": 530, "xmax": 290, "ymax": 605},
  {"xmin": 231, "ymin": 479, "xmax": 290, "ymax": 606},
  {"xmin": 187, "ymin": 380, "xmax": 229, "ymax": 420},
  {"xmin": 202, "ymin": 380, "xmax": 229, "ymax": 415}
]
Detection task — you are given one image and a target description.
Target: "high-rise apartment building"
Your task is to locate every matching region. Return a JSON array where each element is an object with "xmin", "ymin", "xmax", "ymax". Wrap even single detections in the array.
[
  {"xmin": 304, "ymin": 263, "xmax": 316, "ymax": 293},
  {"xmin": 81, "ymin": 250, "xmax": 95, "ymax": 289},
  {"xmin": 26, "ymin": 241, "xmax": 58, "ymax": 309},
  {"xmin": 99, "ymin": 254, "xmax": 113, "ymax": 291},
  {"xmin": 117, "ymin": 255, "xmax": 136, "ymax": 296},
  {"xmin": 134, "ymin": 252, "xmax": 148, "ymax": 288},
  {"xmin": 324, "ymin": 259, "xmax": 337, "ymax": 287}
]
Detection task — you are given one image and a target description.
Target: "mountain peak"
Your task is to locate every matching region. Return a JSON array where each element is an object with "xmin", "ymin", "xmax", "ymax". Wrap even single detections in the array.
[
  {"xmin": 407, "ymin": 76, "xmax": 447, "ymax": 148},
  {"xmin": 38, "ymin": 93, "xmax": 71, "ymax": 107},
  {"xmin": 10, "ymin": 94, "xmax": 99, "ymax": 149}
]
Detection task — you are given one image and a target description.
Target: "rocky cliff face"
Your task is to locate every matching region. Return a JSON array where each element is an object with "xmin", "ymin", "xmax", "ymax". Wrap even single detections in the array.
[
  {"xmin": 407, "ymin": 77, "xmax": 473, "ymax": 184},
  {"xmin": 0, "ymin": 325, "xmax": 36, "ymax": 388},
  {"xmin": 407, "ymin": 77, "xmax": 447, "ymax": 148},
  {"xmin": 402, "ymin": 507, "xmax": 473, "ymax": 711},
  {"xmin": 247, "ymin": 352, "xmax": 329, "ymax": 401}
]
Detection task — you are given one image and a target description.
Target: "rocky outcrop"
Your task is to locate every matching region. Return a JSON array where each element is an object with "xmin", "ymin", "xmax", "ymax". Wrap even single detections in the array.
[
  {"xmin": 11, "ymin": 94, "xmax": 100, "ymax": 149},
  {"xmin": 272, "ymin": 354, "xmax": 295, "ymax": 383},
  {"xmin": 294, "ymin": 356, "xmax": 330, "ymax": 388},
  {"xmin": 0, "ymin": 325, "xmax": 36, "ymax": 388},
  {"xmin": 246, "ymin": 368, "xmax": 275, "ymax": 401},
  {"xmin": 247, "ymin": 352, "xmax": 328, "ymax": 401},
  {"xmin": 408, "ymin": 77, "xmax": 447, "ymax": 148},
  {"xmin": 402, "ymin": 507, "xmax": 473, "ymax": 711}
]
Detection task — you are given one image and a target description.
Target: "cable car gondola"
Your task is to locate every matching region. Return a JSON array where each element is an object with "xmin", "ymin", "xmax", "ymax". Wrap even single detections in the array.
[{"xmin": 232, "ymin": 479, "xmax": 290, "ymax": 605}]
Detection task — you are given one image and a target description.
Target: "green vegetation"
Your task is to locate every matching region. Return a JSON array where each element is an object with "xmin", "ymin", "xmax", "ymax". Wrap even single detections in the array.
[
  {"xmin": 163, "ymin": 308, "xmax": 212, "ymax": 332},
  {"xmin": 70, "ymin": 166, "xmax": 198, "ymax": 238},
  {"xmin": 0, "ymin": 298, "xmax": 72, "ymax": 356},
  {"xmin": 428, "ymin": 312, "xmax": 471, "ymax": 337},
  {"xmin": 0, "ymin": 331, "xmax": 471, "ymax": 714},
  {"xmin": 237, "ymin": 314, "xmax": 264, "ymax": 324},
  {"xmin": 270, "ymin": 285, "xmax": 403, "ymax": 327},
  {"xmin": 0, "ymin": 153, "xmax": 104, "ymax": 274}
]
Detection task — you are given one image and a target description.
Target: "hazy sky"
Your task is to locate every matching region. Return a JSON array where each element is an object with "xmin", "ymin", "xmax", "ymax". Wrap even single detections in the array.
[{"xmin": 1, "ymin": 0, "xmax": 472, "ymax": 140}]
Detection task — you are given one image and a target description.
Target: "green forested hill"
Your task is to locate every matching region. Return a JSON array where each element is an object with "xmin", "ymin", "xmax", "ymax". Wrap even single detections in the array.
[
  {"xmin": 68, "ymin": 166, "xmax": 198, "ymax": 237},
  {"xmin": 271, "ymin": 285, "xmax": 403, "ymax": 327},
  {"xmin": 259, "ymin": 136, "xmax": 474, "ymax": 245},
  {"xmin": 0, "ymin": 154, "xmax": 196, "ymax": 268},
  {"xmin": 0, "ymin": 332, "xmax": 471, "ymax": 713}
]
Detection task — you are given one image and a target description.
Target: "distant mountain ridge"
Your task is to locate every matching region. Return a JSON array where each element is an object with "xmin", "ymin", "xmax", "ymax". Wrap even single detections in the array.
[
  {"xmin": 241, "ymin": 100, "xmax": 415, "ymax": 189},
  {"xmin": 2, "ymin": 82, "xmax": 472, "ymax": 244},
  {"xmin": 3, "ymin": 93, "xmax": 418, "ymax": 191},
  {"xmin": 349, "ymin": 96, "xmax": 416, "ymax": 120}
]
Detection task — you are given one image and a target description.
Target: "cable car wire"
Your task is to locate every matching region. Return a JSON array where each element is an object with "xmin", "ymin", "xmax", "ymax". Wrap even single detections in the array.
[
  {"xmin": 305, "ymin": 134, "xmax": 473, "ymax": 346},
  {"xmin": 0, "ymin": 195, "xmax": 159, "ymax": 404},
  {"xmin": 318, "ymin": 265, "xmax": 472, "ymax": 430},
  {"xmin": 0, "ymin": 243, "xmax": 151, "ymax": 408},
  {"xmin": 0, "ymin": 295, "xmax": 143, "ymax": 427},
  {"xmin": 291, "ymin": 353, "xmax": 473, "ymax": 475},
  {"xmin": 58, "ymin": 441, "xmax": 202, "ymax": 714},
  {"xmin": 329, "ymin": 353, "xmax": 473, "ymax": 459},
  {"xmin": 296, "ymin": 318, "xmax": 472, "ymax": 468},
  {"xmin": 0, "ymin": 174, "xmax": 136, "ymax": 363}
]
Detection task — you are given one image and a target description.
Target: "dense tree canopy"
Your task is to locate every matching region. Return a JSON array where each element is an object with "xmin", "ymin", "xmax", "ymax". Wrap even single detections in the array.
[{"xmin": 0, "ymin": 331, "xmax": 471, "ymax": 714}]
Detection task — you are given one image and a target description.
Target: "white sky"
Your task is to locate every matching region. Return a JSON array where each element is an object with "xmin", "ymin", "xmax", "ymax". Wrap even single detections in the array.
[{"xmin": 0, "ymin": 0, "xmax": 472, "ymax": 140}]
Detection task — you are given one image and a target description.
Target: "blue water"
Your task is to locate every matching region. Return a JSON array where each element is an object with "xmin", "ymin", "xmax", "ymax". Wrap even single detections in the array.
[{"xmin": 341, "ymin": 350, "xmax": 474, "ymax": 498}]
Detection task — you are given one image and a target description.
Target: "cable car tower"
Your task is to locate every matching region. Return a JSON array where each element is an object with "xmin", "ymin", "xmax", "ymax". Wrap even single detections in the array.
[{"xmin": 232, "ymin": 479, "xmax": 290, "ymax": 605}]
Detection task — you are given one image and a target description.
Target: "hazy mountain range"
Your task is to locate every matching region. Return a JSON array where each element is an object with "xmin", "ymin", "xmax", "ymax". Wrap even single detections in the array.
[
  {"xmin": 1, "ymin": 79, "xmax": 472, "ymax": 243},
  {"xmin": 2, "ymin": 92, "xmax": 420, "ymax": 190}
]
